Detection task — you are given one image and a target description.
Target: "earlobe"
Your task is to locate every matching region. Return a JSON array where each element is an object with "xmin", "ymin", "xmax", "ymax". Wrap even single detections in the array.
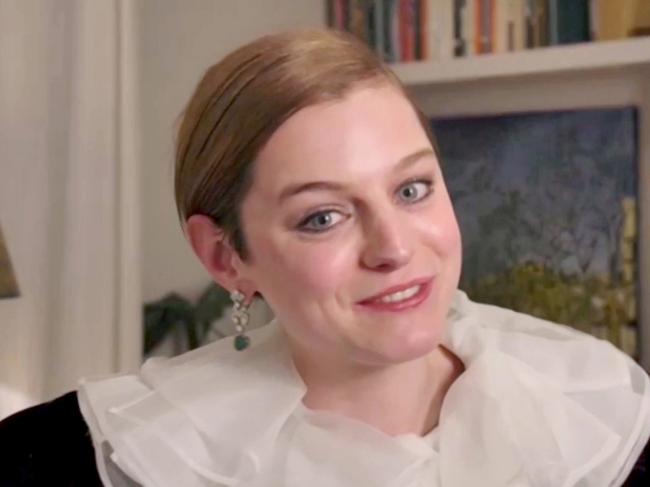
[{"xmin": 185, "ymin": 214, "xmax": 238, "ymax": 288}]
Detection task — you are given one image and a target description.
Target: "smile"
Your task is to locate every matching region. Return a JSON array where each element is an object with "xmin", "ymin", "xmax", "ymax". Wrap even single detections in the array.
[
  {"xmin": 378, "ymin": 285, "xmax": 421, "ymax": 303},
  {"xmin": 357, "ymin": 277, "xmax": 434, "ymax": 312}
]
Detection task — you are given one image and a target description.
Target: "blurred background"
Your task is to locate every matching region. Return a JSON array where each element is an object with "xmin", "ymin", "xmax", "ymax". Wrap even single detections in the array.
[{"xmin": 0, "ymin": 0, "xmax": 648, "ymax": 419}]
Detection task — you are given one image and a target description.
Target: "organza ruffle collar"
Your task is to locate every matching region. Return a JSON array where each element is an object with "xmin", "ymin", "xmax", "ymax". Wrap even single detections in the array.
[{"xmin": 78, "ymin": 291, "xmax": 650, "ymax": 486}]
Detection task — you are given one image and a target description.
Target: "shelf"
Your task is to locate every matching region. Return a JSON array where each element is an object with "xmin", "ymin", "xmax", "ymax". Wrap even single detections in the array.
[{"xmin": 392, "ymin": 37, "xmax": 650, "ymax": 86}]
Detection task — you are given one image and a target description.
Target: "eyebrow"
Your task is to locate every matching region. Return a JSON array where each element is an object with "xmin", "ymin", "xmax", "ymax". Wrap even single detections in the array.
[{"xmin": 277, "ymin": 148, "xmax": 436, "ymax": 203}]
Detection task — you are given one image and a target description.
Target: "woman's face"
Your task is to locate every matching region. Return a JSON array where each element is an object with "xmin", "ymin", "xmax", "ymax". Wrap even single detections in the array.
[{"xmin": 235, "ymin": 83, "xmax": 462, "ymax": 366}]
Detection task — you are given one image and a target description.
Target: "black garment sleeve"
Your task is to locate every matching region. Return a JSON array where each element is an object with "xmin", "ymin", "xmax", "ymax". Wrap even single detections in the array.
[{"xmin": 0, "ymin": 391, "xmax": 102, "ymax": 486}]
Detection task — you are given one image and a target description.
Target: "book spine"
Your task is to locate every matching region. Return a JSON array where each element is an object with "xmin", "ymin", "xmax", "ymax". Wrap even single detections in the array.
[
  {"xmin": 349, "ymin": 0, "xmax": 368, "ymax": 41},
  {"xmin": 548, "ymin": 0, "xmax": 558, "ymax": 44},
  {"xmin": 411, "ymin": 0, "xmax": 422, "ymax": 60},
  {"xmin": 596, "ymin": 0, "xmax": 638, "ymax": 41},
  {"xmin": 589, "ymin": 0, "xmax": 599, "ymax": 41},
  {"xmin": 475, "ymin": 0, "xmax": 483, "ymax": 54},
  {"xmin": 439, "ymin": 0, "xmax": 455, "ymax": 60},
  {"xmin": 490, "ymin": 0, "xmax": 497, "ymax": 52},
  {"xmin": 486, "ymin": 0, "xmax": 494, "ymax": 53},
  {"xmin": 399, "ymin": 0, "xmax": 409, "ymax": 61},
  {"xmin": 463, "ymin": 0, "xmax": 477, "ymax": 55},
  {"xmin": 391, "ymin": 0, "xmax": 401, "ymax": 61},
  {"xmin": 632, "ymin": 0, "xmax": 650, "ymax": 37},
  {"xmin": 326, "ymin": 0, "xmax": 334, "ymax": 27},
  {"xmin": 556, "ymin": 0, "xmax": 590, "ymax": 45},
  {"xmin": 332, "ymin": 0, "xmax": 344, "ymax": 29},
  {"xmin": 367, "ymin": 1, "xmax": 377, "ymax": 52},
  {"xmin": 525, "ymin": 0, "xmax": 535, "ymax": 48},
  {"xmin": 493, "ymin": 0, "xmax": 508, "ymax": 52},
  {"xmin": 454, "ymin": 0, "xmax": 467, "ymax": 56},
  {"xmin": 374, "ymin": 0, "xmax": 386, "ymax": 61},
  {"xmin": 421, "ymin": 0, "xmax": 429, "ymax": 59},
  {"xmin": 536, "ymin": 0, "xmax": 549, "ymax": 47},
  {"xmin": 512, "ymin": 0, "xmax": 526, "ymax": 50},
  {"xmin": 383, "ymin": 0, "xmax": 396, "ymax": 62},
  {"xmin": 505, "ymin": 0, "xmax": 515, "ymax": 50}
]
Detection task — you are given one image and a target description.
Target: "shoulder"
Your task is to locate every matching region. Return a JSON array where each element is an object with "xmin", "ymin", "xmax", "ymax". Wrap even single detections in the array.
[{"xmin": 0, "ymin": 391, "xmax": 102, "ymax": 486}]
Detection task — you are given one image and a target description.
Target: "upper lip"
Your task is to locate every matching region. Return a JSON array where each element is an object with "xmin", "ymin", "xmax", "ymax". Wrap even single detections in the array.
[{"xmin": 357, "ymin": 276, "xmax": 433, "ymax": 303}]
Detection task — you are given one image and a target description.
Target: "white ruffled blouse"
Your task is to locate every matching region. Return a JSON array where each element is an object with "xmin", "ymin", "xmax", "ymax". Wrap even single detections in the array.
[{"xmin": 78, "ymin": 291, "xmax": 650, "ymax": 486}]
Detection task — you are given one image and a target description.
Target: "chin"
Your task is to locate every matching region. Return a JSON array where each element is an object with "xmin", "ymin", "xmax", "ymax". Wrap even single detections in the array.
[{"xmin": 365, "ymin": 319, "xmax": 445, "ymax": 364}]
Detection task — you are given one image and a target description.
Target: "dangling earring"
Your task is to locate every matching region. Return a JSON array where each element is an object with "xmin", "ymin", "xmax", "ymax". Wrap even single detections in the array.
[{"xmin": 230, "ymin": 289, "xmax": 250, "ymax": 351}]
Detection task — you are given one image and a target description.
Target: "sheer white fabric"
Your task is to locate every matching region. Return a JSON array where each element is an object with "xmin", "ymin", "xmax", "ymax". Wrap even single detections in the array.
[{"xmin": 78, "ymin": 291, "xmax": 650, "ymax": 486}]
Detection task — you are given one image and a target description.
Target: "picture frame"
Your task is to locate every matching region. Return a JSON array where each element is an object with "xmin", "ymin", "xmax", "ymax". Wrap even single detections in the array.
[{"xmin": 0, "ymin": 224, "xmax": 19, "ymax": 299}]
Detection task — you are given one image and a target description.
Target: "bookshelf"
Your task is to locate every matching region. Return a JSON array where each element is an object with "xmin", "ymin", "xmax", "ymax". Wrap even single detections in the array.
[{"xmin": 393, "ymin": 36, "xmax": 650, "ymax": 86}]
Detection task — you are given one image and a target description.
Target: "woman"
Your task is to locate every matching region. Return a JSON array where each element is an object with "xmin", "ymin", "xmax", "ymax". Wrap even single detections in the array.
[{"xmin": 1, "ymin": 29, "xmax": 649, "ymax": 486}]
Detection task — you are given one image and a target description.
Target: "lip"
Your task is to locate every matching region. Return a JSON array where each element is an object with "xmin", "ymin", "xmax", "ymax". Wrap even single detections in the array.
[{"xmin": 356, "ymin": 277, "xmax": 434, "ymax": 312}]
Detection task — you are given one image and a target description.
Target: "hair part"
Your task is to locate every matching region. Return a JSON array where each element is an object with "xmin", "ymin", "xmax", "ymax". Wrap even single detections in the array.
[{"xmin": 175, "ymin": 28, "xmax": 437, "ymax": 260}]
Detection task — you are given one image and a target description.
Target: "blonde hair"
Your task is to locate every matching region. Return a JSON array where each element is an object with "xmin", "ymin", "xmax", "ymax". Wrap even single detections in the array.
[{"xmin": 175, "ymin": 29, "xmax": 435, "ymax": 259}]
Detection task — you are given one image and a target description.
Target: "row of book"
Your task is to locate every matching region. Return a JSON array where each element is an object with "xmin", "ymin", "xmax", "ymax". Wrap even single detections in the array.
[{"xmin": 326, "ymin": 0, "xmax": 650, "ymax": 63}]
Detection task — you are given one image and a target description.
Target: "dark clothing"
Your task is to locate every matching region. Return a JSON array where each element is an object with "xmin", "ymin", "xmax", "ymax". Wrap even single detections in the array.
[
  {"xmin": 0, "ymin": 392, "xmax": 102, "ymax": 486},
  {"xmin": 1, "ymin": 391, "xmax": 649, "ymax": 486}
]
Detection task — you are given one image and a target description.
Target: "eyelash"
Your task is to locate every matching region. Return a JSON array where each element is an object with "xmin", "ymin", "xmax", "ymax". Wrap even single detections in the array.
[{"xmin": 296, "ymin": 178, "xmax": 434, "ymax": 234}]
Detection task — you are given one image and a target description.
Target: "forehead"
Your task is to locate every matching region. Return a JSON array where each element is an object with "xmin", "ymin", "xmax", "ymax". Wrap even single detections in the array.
[{"xmin": 250, "ymin": 84, "xmax": 431, "ymax": 196}]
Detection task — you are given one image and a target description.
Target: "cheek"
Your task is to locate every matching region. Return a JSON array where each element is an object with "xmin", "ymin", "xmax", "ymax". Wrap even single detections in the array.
[
  {"xmin": 255, "ymin": 236, "xmax": 359, "ymax": 302},
  {"xmin": 436, "ymin": 210, "xmax": 462, "ymax": 255},
  {"xmin": 418, "ymin": 195, "xmax": 462, "ymax": 257}
]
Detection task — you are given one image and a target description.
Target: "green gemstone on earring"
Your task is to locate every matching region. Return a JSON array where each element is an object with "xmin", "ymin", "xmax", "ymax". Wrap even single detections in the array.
[{"xmin": 234, "ymin": 335, "xmax": 250, "ymax": 351}]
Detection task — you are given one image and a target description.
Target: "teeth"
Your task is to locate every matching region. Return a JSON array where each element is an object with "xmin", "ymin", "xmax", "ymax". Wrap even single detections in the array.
[{"xmin": 378, "ymin": 285, "xmax": 421, "ymax": 303}]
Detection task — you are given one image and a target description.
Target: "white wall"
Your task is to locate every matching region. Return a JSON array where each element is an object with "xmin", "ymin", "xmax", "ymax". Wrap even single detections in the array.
[{"xmin": 136, "ymin": 0, "xmax": 326, "ymax": 303}]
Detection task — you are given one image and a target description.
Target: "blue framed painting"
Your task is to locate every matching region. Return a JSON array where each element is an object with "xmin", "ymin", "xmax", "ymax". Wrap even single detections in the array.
[{"xmin": 431, "ymin": 107, "xmax": 639, "ymax": 359}]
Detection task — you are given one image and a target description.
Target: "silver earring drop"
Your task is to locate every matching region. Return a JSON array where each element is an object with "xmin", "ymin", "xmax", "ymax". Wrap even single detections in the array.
[{"xmin": 231, "ymin": 289, "xmax": 251, "ymax": 351}]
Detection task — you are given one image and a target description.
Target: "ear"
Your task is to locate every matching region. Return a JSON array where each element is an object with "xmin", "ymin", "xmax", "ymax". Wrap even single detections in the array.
[{"xmin": 185, "ymin": 214, "xmax": 249, "ymax": 294}]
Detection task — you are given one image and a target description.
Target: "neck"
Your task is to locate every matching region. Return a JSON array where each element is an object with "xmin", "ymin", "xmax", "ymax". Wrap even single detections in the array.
[{"xmin": 291, "ymin": 344, "xmax": 464, "ymax": 437}]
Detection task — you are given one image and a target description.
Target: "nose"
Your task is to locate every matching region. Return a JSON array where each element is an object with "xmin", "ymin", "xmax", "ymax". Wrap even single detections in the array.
[{"xmin": 360, "ymin": 211, "xmax": 414, "ymax": 272}]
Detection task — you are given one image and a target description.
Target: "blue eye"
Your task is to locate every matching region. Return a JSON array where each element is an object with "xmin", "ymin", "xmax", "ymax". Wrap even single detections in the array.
[
  {"xmin": 396, "ymin": 180, "xmax": 433, "ymax": 204},
  {"xmin": 298, "ymin": 210, "xmax": 345, "ymax": 233}
]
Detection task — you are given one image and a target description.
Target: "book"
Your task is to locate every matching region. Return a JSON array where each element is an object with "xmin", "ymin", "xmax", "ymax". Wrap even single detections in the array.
[
  {"xmin": 413, "ymin": 0, "xmax": 423, "ymax": 60},
  {"xmin": 462, "ymin": 0, "xmax": 478, "ymax": 55},
  {"xmin": 328, "ymin": 0, "xmax": 649, "ymax": 64},
  {"xmin": 335, "ymin": 0, "xmax": 349, "ymax": 30},
  {"xmin": 372, "ymin": 0, "xmax": 386, "ymax": 60},
  {"xmin": 595, "ymin": 0, "xmax": 635, "ymax": 40},
  {"xmin": 348, "ymin": 0, "xmax": 368, "ymax": 41},
  {"xmin": 398, "ymin": 0, "xmax": 411, "ymax": 60},
  {"xmin": 390, "ymin": 0, "xmax": 401, "ymax": 61},
  {"xmin": 548, "ymin": 0, "xmax": 558, "ymax": 44},
  {"xmin": 535, "ymin": 0, "xmax": 549, "ymax": 47},
  {"xmin": 525, "ymin": 0, "xmax": 533, "ymax": 48},
  {"xmin": 555, "ymin": 0, "xmax": 590, "ymax": 44},
  {"xmin": 493, "ymin": 0, "xmax": 509, "ymax": 52},
  {"xmin": 454, "ymin": 0, "xmax": 467, "ymax": 56},
  {"xmin": 507, "ymin": 0, "xmax": 526, "ymax": 51},
  {"xmin": 425, "ymin": 0, "xmax": 455, "ymax": 60},
  {"xmin": 367, "ymin": 1, "xmax": 378, "ymax": 51},
  {"xmin": 479, "ymin": 0, "xmax": 494, "ymax": 54},
  {"xmin": 589, "ymin": 0, "xmax": 599, "ymax": 40},
  {"xmin": 632, "ymin": 1, "xmax": 650, "ymax": 36},
  {"xmin": 595, "ymin": 0, "xmax": 650, "ymax": 40}
]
